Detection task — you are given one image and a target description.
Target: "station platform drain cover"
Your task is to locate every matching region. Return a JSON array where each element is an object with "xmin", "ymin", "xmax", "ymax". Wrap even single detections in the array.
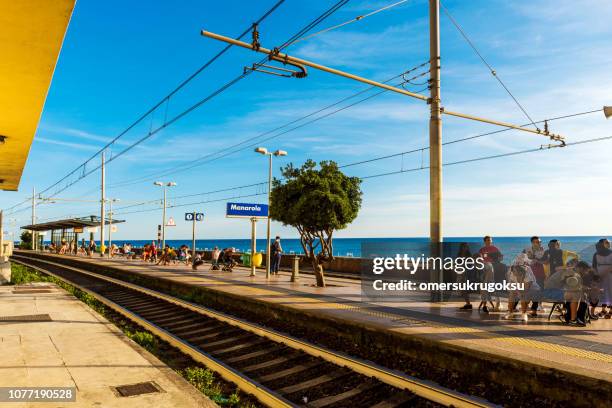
[
  {"xmin": 0, "ymin": 314, "xmax": 52, "ymax": 322},
  {"xmin": 12, "ymin": 289, "xmax": 54, "ymax": 294},
  {"xmin": 114, "ymin": 381, "xmax": 162, "ymax": 397}
]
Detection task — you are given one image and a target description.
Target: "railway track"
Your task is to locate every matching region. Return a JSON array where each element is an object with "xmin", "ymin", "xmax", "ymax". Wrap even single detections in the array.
[{"xmin": 11, "ymin": 254, "xmax": 495, "ymax": 408}]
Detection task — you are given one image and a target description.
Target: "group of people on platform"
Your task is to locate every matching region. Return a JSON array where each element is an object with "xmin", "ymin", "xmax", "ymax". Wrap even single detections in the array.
[
  {"xmin": 134, "ymin": 236, "xmax": 285, "ymax": 273},
  {"xmin": 457, "ymin": 236, "xmax": 611, "ymax": 326},
  {"xmin": 47, "ymin": 238, "xmax": 98, "ymax": 257}
]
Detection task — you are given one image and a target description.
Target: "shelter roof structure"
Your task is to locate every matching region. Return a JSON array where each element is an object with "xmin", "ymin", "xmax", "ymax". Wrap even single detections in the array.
[
  {"xmin": 0, "ymin": 0, "xmax": 75, "ymax": 190},
  {"xmin": 21, "ymin": 216, "xmax": 124, "ymax": 232}
]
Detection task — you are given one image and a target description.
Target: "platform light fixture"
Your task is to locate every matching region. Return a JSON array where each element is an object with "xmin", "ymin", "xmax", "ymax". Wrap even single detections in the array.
[
  {"xmin": 153, "ymin": 181, "xmax": 177, "ymax": 249},
  {"xmin": 254, "ymin": 146, "xmax": 288, "ymax": 279}
]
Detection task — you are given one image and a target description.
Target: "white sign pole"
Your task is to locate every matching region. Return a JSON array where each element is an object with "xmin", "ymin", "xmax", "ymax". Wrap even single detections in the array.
[
  {"xmin": 191, "ymin": 212, "xmax": 196, "ymax": 264},
  {"xmin": 250, "ymin": 217, "xmax": 257, "ymax": 277}
]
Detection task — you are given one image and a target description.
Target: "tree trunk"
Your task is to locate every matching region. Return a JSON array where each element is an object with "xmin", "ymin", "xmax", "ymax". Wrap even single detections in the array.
[{"xmin": 310, "ymin": 255, "xmax": 326, "ymax": 287}]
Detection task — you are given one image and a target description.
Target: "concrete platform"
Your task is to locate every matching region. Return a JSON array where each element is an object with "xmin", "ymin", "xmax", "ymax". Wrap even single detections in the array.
[
  {"xmin": 14, "ymin": 252, "xmax": 612, "ymax": 405},
  {"xmin": 0, "ymin": 280, "xmax": 216, "ymax": 408}
]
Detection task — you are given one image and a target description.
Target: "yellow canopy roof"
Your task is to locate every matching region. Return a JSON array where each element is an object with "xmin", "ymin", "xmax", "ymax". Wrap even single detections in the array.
[{"xmin": 0, "ymin": 0, "xmax": 75, "ymax": 191}]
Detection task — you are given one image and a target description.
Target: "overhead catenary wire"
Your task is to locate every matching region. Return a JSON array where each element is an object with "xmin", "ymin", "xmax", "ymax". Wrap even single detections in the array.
[
  {"xmin": 439, "ymin": 0, "xmax": 540, "ymax": 132},
  {"xmin": 110, "ymin": 108, "xmax": 608, "ymax": 214},
  {"xmin": 105, "ymin": 132, "xmax": 612, "ymax": 217},
  {"xmin": 94, "ymin": 0, "xmax": 351, "ymax": 180},
  {"xmin": 359, "ymin": 133, "xmax": 612, "ymax": 180},
  {"xmin": 5, "ymin": 107, "xmax": 600, "ymax": 219},
  {"xmin": 340, "ymin": 108, "xmax": 603, "ymax": 169},
  {"xmin": 108, "ymin": 64, "xmax": 430, "ymax": 188},
  {"xmin": 287, "ymin": 0, "xmax": 411, "ymax": 46},
  {"xmin": 35, "ymin": 0, "xmax": 288, "ymax": 200},
  {"xmin": 4, "ymin": 1, "xmax": 351, "ymax": 216},
  {"xmin": 33, "ymin": 0, "xmax": 349, "ymax": 200},
  {"xmin": 114, "ymin": 192, "xmax": 268, "ymax": 216}
]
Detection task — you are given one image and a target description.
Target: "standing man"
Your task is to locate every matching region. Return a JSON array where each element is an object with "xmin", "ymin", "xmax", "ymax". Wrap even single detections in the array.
[
  {"xmin": 478, "ymin": 236, "xmax": 500, "ymax": 264},
  {"xmin": 271, "ymin": 236, "xmax": 283, "ymax": 275}
]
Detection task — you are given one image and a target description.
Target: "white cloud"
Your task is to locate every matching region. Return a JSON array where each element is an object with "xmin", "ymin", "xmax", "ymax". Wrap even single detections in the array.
[{"xmin": 35, "ymin": 137, "xmax": 99, "ymax": 151}]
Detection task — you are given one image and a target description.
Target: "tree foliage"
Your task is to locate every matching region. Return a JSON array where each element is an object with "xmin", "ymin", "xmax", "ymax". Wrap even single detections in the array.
[
  {"xmin": 20, "ymin": 231, "xmax": 32, "ymax": 250},
  {"xmin": 270, "ymin": 160, "xmax": 362, "ymax": 286}
]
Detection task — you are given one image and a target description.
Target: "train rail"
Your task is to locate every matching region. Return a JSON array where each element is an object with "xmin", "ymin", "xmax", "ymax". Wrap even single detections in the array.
[{"xmin": 10, "ymin": 254, "xmax": 496, "ymax": 408}]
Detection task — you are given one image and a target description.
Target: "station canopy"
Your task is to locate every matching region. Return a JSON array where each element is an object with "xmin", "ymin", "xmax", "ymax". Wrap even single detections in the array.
[
  {"xmin": 21, "ymin": 216, "xmax": 124, "ymax": 232},
  {"xmin": 0, "ymin": 0, "xmax": 75, "ymax": 191}
]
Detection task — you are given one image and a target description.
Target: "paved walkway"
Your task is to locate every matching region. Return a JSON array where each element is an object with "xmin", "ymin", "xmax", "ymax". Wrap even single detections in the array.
[
  {"xmin": 25, "ymin": 253, "xmax": 612, "ymax": 384},
  {"xmin": 0, "ymin": 281, "xmax": 215, "ymax": 408}
]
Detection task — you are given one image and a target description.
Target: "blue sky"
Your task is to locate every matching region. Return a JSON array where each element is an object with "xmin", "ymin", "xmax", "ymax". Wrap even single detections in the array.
[{"xmin": 2, "ymin": 0, "xmax": 611, "ymax": 241}]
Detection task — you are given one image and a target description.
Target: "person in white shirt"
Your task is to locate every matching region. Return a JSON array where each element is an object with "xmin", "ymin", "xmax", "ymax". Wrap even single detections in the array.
[{"xmin": 505, "ymin": 253, "xmax": 541, "ymax": 321}]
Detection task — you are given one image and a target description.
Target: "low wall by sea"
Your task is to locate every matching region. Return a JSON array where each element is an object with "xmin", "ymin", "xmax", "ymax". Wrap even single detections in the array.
[{"xmin": 195, "ymin": 249, "xmax": 362, "ymax": 275}]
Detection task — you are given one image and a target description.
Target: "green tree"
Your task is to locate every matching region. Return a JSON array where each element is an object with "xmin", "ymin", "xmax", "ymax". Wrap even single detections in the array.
[
  {"xmin": 270, "ymin": 160, "xmax": 362, "ymax": 287},
  {"xmin": 20, "ymin": 230, "xmax": 32, "ymax": 250}
]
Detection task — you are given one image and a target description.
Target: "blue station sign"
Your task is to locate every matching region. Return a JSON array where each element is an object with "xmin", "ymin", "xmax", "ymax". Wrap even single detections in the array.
[{"xmin": 226, "ymin": 202, "xmax": 269, "ymax": 218}]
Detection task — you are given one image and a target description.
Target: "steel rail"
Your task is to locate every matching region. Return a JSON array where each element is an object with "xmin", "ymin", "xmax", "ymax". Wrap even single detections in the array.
[
  {"xmin": 12, "ymin": 253, "xmax": 496, "ymax": 408},
  {"xmin": 11, "ymin": 256, "xmax": 294, "ymax": 408}
]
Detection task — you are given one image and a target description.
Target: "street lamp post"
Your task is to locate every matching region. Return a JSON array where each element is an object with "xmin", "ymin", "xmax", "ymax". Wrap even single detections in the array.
[
  {"xmin": 255, "ymin": 147, "xmax": 287, "ymax": 279},
  {"xmin": 154, "ymin": 181, "xmax": 176, "ymax": 251},
  {"xmin": 107, "ymin": 198, "xmax": 120, "ymax": 258}
]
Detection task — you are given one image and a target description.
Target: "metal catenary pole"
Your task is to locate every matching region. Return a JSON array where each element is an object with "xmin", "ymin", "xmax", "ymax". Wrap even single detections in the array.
[
  {"xmin": 429, "ymin": 0, "xmax": 442, "ymax": 253},
  {"xmin": 31, "ymin": 187, "xmax": 36, "ymax": 251},
  {"xmin": 162, "ymin": 186, "xmax": 167, "ymax": 250},
  {"xmin": 100, "ymin": 152, "xmax": 106, "ymax": 257},
  {"xmin": 108, "ymin": 200, "xmax": 113, "ymax": 258},
  {"xmin": 429, "ymin": 0, "xmax": 444, "ymax": 301}
]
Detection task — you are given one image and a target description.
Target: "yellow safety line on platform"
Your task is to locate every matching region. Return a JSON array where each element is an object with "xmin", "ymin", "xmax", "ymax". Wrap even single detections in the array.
[{"xmin": 444, "ymin": 327, "xmax": 612, "ymax": 363}]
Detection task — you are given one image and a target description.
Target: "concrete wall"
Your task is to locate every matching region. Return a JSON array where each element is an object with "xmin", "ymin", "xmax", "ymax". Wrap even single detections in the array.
[{"xmin": 0, "ymin": 261, "xmax": 10, "ymax": 284}]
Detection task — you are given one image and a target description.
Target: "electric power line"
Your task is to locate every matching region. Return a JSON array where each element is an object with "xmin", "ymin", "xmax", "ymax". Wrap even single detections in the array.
[
  {"xmin": 360, "ymin": 133, "xmax": 612, "ymax": 180},
  {"xmin": 108, "ymin": 65, "xmax": 430, "ymax": 188},
  {"xmin": 340, "ymin": 108, "xmax": 602, "ymax": 168},
  {"xmin": 8, "ymin": 107, "xmax": 601, "ymax": 219},
  {"xmin": 3, "ymin": 1, "xmax": 351, "ymax": 216},
  {"xmin": 36, "ymin": 0, "xmax": 288, "ymax": 200},
  {"xmin": 440, "ymin": 0, "xmax": 540, "ymax": 131},
  {"xmin": 288, "ymin": 0, "xmax": 411, "ymax": 46},
  {"xmin": 107, "ymin": 132, "xmax": 612, "ymax": 216}
]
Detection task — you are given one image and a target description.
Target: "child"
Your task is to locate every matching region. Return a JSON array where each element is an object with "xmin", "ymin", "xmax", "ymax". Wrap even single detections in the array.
[{"xmin": 578, "ymin": 261, "xmax": 601, "ymax": 320}]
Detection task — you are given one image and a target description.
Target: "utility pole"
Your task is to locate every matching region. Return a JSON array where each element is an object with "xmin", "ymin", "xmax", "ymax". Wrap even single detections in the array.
[
  {"xmin": 31, "ymin": 187, "xmax": 37, "ymax": 251},
  {"xmin": 100, "ymin": 152, "xmax": 105, "ymax": 257},
  {"xmin": 154, "ymin": 181, "xmax": 176, "ymax": 251},
  {"xmin": 429, "ymin": 0, "xmax": 442, "ymax": 253},
  {"xmin": 108, "ymin": 199, "xmax": 113, "ymax": 258},
  {"xmin": 108, "ymin": 201, "xmax": 112, "ymax": 258},
  {"xmin": 429, "ymin": 0, "xmax": 443, "ymax": 300},
  {"xmin": 202, "ymin": 5, "xmax": 566, "ymax": 282},
  {"xmin": 162, "ymin": 187, "xmax": 167, "ymax": 250}
]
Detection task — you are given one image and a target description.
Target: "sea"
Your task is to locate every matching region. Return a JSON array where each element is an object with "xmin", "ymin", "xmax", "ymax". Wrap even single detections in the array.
[{"xmin": 98, "ymin": 236, "xmax": 605, "ymax": 261}]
